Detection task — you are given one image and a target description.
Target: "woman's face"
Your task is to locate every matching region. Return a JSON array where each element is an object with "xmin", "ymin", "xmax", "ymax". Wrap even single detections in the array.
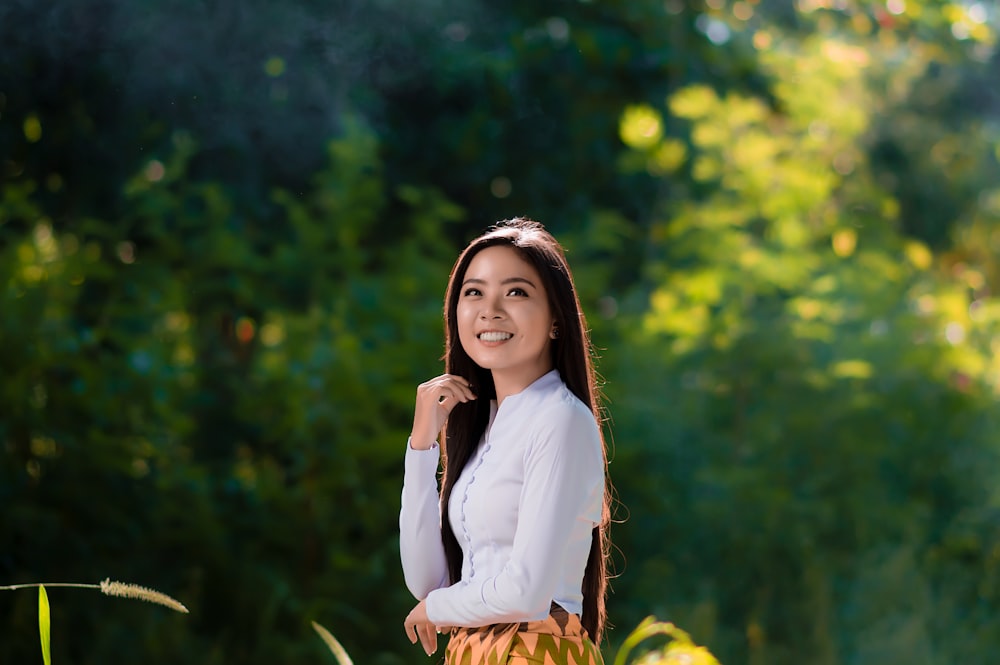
[{"xmin": 456, "ymin": 245, "xmax": 555, "ymax": 393}]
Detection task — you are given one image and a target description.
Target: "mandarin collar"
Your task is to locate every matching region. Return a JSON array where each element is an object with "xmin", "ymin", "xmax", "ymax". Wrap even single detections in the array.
[{"xmin": 496, "ymin": 369, "xmax": 561, "ymax": 409}]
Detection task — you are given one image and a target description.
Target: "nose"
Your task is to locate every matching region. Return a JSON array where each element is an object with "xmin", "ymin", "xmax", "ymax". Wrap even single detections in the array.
[{"xmin": 479, "ymin": 296, "xmax": 505, "ymax": 320}]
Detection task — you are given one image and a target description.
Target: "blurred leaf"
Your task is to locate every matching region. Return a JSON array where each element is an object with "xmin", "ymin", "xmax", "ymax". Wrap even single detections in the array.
[{"xmin": 311, "ymin": 621, "xmax": 354, "ymax": 665}]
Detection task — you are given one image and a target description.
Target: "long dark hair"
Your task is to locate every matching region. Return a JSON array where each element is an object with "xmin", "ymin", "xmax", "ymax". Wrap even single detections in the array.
[{"xmin": 438, "ymin": 218, "xmax": 611, "ymax": 643}]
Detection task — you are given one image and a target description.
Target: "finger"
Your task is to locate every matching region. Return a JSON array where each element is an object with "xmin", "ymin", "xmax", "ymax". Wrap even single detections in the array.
[
  {"xmin": 419, "ymin": 623, "xmax": 437, "ymax": 655},
  {"xmin": 438, "ymin": 374, "xmax": 471, "ymax": 391},
  {"xmin": 443, "ymin": 377, "xmax": 477, "ymax": 401},
  {"xmin": 435, "ymin": 385, "xmax": 470, "ymax": 406},
  {"xmin": 435, "ymin": 389, "xmax": 457, "ymax": 407},
  {"xmin": 449, "ymin": 374, "xmax": 477, "ymax": 393},
  {"xmin": 404, "ymin": 622, "xmax": 417, "ymax": 644}
]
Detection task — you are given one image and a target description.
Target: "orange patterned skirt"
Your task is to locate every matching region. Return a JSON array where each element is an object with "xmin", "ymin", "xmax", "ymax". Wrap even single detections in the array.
[{"xmin": 444, "ymin": 604, "xmax": 604, "ymax": 665}]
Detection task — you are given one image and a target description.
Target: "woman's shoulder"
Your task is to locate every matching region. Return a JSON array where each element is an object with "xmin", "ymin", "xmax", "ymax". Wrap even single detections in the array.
[
  {"xmin": 553, "ymin": 381, "xmax": 596, "ymax": 418},
  {"xmin": 536, "ymin": 372, "xmax": 594, "ymax": 413},
  {"xmin": 504, "ymin": 371, "xmax": 600, "ymax": 437},
  {"xmin": 529, "ymin": 377, "xmax": 600, "ymax": 438}
]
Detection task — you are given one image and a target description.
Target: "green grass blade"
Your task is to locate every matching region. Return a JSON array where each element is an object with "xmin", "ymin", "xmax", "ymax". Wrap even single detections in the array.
[
  {"xmin": 311, "ymin": 620, "xmax": 354, "ymax": 665},
  {"xmin": 38, "ymin": 585, "xmax": 51, "ymax": 665}
]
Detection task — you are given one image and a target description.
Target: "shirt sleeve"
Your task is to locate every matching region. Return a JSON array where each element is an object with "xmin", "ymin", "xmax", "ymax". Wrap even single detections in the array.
[
  {"xmin": 399, "ymin": 439, "xmax": 450, "ymax": 599},
  {"xmin": 424, "ymin": 403, "xmax": 603, "ymax": 625}
]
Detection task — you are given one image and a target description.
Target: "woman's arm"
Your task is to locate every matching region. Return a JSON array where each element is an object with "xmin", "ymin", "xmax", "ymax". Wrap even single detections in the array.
[
  {"xmin": 399, "ymin": 441, "xmax": 449, "ymax": 598},
  {"xmin": 399, "ymin": 373, "xmax": 476, "ymax": 598}
]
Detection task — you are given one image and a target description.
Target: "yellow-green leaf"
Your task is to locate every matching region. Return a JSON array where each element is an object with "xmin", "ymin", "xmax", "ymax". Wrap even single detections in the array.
[
  {"xmin": 311, "ymin": 621, "xmax": 354, "ymax": 665},
  {"xmin": 619, "ymin": 105, "xmax": 663, "ymax": 149},
  {"xmin": 23, "ymin": 114, "xmax": 42, "ymax": 143},
  {"xmin": 669, "ymin": 85, "xmax": 718, "ymax": 120},
  {"xmin": 830, "ymin": 359, "xmax": 873, "ymax": 379},
  {"xmin": 39, "ymin": 585, "xmax": 51, "ymax": 665}
]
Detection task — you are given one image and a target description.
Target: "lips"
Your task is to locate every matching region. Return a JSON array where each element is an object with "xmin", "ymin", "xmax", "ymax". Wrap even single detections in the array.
[{"xmin": 478, "ymin": 331, "xmax": 513, "ymax": 342}]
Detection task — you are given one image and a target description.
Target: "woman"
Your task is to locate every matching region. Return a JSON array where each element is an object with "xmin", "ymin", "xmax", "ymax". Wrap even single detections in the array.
[{"xmin": 400, "ymin": 218, "xmax": 612, "ymax": 665}]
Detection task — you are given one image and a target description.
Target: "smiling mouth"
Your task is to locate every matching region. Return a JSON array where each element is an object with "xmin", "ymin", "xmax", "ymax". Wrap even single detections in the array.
[{"xmin": 478, "ymin": 331, "xmax": 513, "ymax": 342}]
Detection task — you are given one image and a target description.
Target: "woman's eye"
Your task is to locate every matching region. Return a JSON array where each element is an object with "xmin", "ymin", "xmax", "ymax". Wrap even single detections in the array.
[
  {"xmin": 463, "ymin": 288, "xmax": 481, "ymax": 297},
  {"xmin": 507, "ymin": 288, "xmax": 527, "ymax": 297}
]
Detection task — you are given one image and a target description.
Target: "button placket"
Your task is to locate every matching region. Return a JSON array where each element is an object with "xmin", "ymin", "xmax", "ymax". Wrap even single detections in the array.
[{"xmin": 459, "ymin": 436, "xmax": 493, "ymax": 581}]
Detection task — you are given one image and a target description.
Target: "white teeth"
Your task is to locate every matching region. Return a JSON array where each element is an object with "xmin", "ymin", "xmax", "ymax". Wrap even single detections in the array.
[{"xmin": 479, "ymin": 331, "xmax": 513, "ymax": 342}]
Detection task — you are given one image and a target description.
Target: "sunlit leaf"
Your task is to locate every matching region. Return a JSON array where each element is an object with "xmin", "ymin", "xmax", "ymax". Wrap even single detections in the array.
[
  {"xmin": 23, "ymin": 114, "xmax": 42, "ymax": 143},
  {"xmin": 39, "ymin": 586, "xmax": 51, "ymax": 665},
  {"xmin": 830, "ymin": 359, "xmax": 874, "ymax": 379},
  {"xmin": 832, "ymin": 228, "xmax": 857, "ymax": 257},
  {"xmin": 649, "ymin": 140, "xmax": 687, "ymax": 174},
  {"xmin": 311, "ymin": 621, "xmax": 354, "ymax": 665},
  {"xmin": 669, "ymin": 85, "xmax": 718, "ymax": 120},
  {"xmin": 620, "ymin": 105, "xmax": 663, "ymax": 149},
  {"xmin": 904, "ymin": 241, "xmax": 933, "ymax": 270}
]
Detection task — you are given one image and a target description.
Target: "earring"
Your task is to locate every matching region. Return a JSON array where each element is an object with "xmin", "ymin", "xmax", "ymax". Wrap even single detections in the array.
[{"xmin": 550, "ymin": 325, "xmax": 560, "ymax": 339}]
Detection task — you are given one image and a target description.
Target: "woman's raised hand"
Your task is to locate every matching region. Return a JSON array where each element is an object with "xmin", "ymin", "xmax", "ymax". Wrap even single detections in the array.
[{"xmin": 409, "ymin": 374, "xmax": 476, "ymax": 450}]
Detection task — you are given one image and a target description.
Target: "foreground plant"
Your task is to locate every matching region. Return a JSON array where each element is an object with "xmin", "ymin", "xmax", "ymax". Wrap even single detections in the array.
[
  {"xmin": 612, "ymin": 616, "xmax": 721, "ymax": 665},
  {"xmin": 312, "ymin": 620, "xmax": 355, "ymax": 665},
  {"xmin": 0, "ymin": 578, "xmax": 189, "ymax": 613},
  {"xmin": 1, "ymin": 578, "xmax": 189, "ymax": 663},
  {"xmin": 39, "ymin": 586, "xmax": 51, "ymax": 665}
]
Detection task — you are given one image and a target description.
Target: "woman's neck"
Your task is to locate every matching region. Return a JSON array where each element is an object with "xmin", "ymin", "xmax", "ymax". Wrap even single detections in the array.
[{"xmin": 492, "ymin": 365, "xmax": 553, "ymax": 405}]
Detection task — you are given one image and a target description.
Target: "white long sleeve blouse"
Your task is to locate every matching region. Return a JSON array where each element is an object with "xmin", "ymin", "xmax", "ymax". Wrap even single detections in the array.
[{"xmin": 399, "ymin": 369, "xmax": 604, "ymax": 627}]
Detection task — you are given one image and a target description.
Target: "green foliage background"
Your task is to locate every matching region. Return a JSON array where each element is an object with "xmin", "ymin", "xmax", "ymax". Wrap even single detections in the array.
[{"xmin": 2, "ymin": 1, "xmax": 1000, "ymax": 663}]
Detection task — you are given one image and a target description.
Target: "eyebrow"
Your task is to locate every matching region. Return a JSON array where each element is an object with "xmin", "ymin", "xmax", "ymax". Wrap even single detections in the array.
[{"xmin": 461, "ymin": 276, "xmax": 538, "ymax": 289}]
